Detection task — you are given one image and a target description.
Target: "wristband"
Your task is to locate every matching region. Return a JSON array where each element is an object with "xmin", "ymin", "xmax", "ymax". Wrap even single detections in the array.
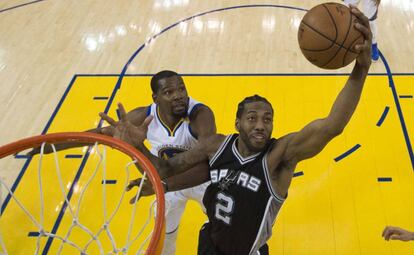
[{"xmin": 161, "ymin": 180, "xmax": 168, "ymax": 192}]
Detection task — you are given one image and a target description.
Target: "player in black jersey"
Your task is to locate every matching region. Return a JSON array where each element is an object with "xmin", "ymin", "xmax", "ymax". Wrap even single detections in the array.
[{"xmin": 100, "ymin": 6, "xmax": 372, "ymax": 255}]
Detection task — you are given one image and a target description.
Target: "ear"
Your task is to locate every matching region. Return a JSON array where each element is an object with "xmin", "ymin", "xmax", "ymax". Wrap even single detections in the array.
[
  {"xmin": 235, "ymin": 118, "xmax": 240, "ymax": 132},
  {"xmin": 152, "ymin": 93, "xmax": 157, "ymax": 103}
]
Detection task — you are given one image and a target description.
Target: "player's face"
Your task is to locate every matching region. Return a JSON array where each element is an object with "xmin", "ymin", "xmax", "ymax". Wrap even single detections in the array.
[
  {"xmin": 236, "ymin": 102, "xmax": 273, "ymax": 152},
  {"xmin": 154, "ymin": 76, "xmax": 189, "ymax": 118}
]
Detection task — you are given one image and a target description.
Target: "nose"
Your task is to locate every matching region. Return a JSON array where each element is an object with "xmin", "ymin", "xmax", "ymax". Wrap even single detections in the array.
[
  {"xmin": 254, "ymin": 119, "xmax": 265, "ymax": 131},
  {"xmin": 172, "ymin": 90, "xmax": 184, "ymax": 101}
]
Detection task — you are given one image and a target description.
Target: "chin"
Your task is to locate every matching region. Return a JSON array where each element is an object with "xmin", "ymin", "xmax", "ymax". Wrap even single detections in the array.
[
  {"xmin": 248, "ymin": 143, "xmax": 266, "ymax": 153},
  {"xmin": 173, "ymin": 109, "xmax": 187, "ymax": 118},
  {"xmin": 250, "ymin": 139, "xmax": 270, "ymax": 152}
]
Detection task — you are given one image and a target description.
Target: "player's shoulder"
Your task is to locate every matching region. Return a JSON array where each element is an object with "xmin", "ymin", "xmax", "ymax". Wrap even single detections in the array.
[
  {"xmin": 126, "ymin": 105, "xmax": 151, "ymax": 125},
  {"xmin": 269, "ymin": 132, "xmax": 299, "ymax": 163},
  {"xmin": 187, "ymin": 99, "xmax": 216, "ymax": 138},
  {"xmin": 188, "ymin": 101, "xmax": 214, "ymax": 121}
]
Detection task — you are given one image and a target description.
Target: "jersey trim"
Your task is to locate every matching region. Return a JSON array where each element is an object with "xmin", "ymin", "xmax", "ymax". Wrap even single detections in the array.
[
  {"xmin": 249, "ymin": 197, "xmax": 274, "ymax": 255},
  {"xmin": 231, "ymin": 137, "xmax": 260, "ymax": 165},
  {"xmin": 187, "ymin": 103, "xmax": 204, "ymax": 139},
  {"xmin": 146, "ymin": 105, "xmax": 151, "ymax": 117},
  {"xmin": 189, "ymin": 103, "xmax": 204, "ymax": 117},
  {"xmin": 209, "ymin": 134, "xmax": 233, "ymax": 167},
  {"xmin": 262, "ymin": 155, "xmax": 286, "ymax": 204},
  {"xmin": 171, "ymin": 119, "xmax": 185, "ymax": 136},
  {"xmin": 156, "ymin": 106, "xmax": 185, "ymax": 137},
  {"xmin": 188, "ymin": 123, "xmax": 198, "ymax": 139}
]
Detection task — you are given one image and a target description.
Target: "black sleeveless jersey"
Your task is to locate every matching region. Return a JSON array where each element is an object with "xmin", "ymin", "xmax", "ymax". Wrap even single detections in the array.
[{"xmin": 202, "ymin": 134, "xmax": 286, "ymax": 255}]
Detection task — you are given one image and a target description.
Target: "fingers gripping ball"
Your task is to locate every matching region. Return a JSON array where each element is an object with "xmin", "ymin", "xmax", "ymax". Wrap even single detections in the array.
[{"xmin": 298, "ymin": 2, "xmax": 364, "ymax": 69}]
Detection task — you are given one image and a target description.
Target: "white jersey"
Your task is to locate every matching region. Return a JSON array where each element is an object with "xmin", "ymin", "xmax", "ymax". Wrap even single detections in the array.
[
  {"xmin": 146, "ymin": 97, "xmax": 202, "ymax": 158},
  {"xmin": 145, "ymin": 97, "xmax": 210, "ymax": 255}
]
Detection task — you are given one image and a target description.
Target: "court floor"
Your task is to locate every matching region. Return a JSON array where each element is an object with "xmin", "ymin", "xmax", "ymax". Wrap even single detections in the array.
[{"xmin": 1, "ymin": 0, "xmax": 414, "ymax": 254}]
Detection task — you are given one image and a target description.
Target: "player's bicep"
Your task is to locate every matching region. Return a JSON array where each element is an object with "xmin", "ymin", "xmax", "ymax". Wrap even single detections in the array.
[
  {"xmin": 190, "ymin": 105, "xmax": 217, "ymax": 139},
  {"xmin": 286, "ymin": 118, "xmax": 336, "ymax": 162}
]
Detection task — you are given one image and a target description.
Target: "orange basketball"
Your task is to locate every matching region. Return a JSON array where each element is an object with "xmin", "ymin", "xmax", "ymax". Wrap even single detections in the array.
[{"xmin": 298, "ymin": 2, "xmax": 364, "ymax": 69}]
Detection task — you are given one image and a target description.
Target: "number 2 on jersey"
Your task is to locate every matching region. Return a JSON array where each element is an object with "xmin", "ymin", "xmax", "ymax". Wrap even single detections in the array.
[{"xmin": 215, "ymin": 192, "xmax": 235, "ymax": 225}]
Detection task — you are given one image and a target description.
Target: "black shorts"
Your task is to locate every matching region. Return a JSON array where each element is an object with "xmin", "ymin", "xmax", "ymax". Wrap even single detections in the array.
[{"xmin": 198, "ymin": 223, "xmax": 269, "ymax": 255}]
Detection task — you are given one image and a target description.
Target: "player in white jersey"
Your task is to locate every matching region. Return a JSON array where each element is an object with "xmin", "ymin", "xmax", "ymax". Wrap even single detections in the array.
[
  {"xmin": 120, "ymin": 70, "xmax": 216, "ymax": 255},
  {"xmin": 143, "ymin": 95, "xmax": 213, "ymax": 255},
  {"xmin": 344, "ymin": 0, "xmax": 380, "ymax": 61}
]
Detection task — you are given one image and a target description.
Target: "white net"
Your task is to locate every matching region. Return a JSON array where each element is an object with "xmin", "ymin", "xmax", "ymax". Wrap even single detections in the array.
[{"xmin": 0, "ymin": 139, "xmax": 163, "ymax": 255}]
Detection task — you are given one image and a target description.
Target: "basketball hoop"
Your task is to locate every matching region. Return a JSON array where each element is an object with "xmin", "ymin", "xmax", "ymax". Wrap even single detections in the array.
[{"xmin": 0, "ymin": 132, "xmax": 165, "ymax": 254}]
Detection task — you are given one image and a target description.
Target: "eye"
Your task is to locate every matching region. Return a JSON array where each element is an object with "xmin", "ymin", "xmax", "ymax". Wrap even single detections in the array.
[
  {"xmin": 247, "ymin": 116, "xmax": 255, "ymax": 121},
  {"xmin": 164, "ymin": 90, "xmax": 170, "ymax": 95}
]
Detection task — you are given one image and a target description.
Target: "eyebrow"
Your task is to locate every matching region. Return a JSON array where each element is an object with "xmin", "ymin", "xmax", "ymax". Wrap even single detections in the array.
[
  {"xmin": 161, "ymin": 83, "xmax": 185, "ymax": 90},
  {"xmin": 246, "ymin": 110, "xmax": 272, "ymax": 114},
  {"xmin": 246, "ymin": 110, "xmax": 257, "ymax": 114}
]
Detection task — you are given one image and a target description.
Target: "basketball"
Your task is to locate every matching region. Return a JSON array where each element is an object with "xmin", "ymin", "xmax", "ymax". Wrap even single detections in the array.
[{"xmin": 298, "ymin": 2, "xmax": 364, "ymax": 69}]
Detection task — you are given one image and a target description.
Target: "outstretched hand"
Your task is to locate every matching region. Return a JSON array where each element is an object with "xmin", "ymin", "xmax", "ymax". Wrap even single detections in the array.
[
  {"xmin": 350, "ymin": 5, "xmax": 372, "ymax": 69},
  {"xmin": 99, "ymin": 103, "xmax": 153, "ymax": 147},
  {"xmin": 382, "ymin": 226, "xmax": 414, "ymax": 242},
  {"xmin": 126, "ymin": 177, "xmax": 156, "ymax": 204}
]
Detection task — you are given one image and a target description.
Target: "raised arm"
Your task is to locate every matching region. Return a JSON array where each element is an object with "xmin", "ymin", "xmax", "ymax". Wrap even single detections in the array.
[
  {"xmin": 282, "ymin": 6, "xmax": 372, "ymax": 163},
  {"xmin": 265, "ymin": 7, "xmax": 372, "ymax": 199}
]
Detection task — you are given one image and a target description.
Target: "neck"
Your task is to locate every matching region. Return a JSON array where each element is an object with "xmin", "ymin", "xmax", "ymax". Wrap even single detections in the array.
[
  {"xmin": 158, "ymin": 108, "xmax": 182, "ymax": 130},
  {"xmin": 236, "ymin": 138, "xmax": 257, "ymax": 158}
]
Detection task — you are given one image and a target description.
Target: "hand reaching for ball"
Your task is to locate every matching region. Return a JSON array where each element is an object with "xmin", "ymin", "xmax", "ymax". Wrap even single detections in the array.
[{"xmin": 350, "ymin": 5, "xmax": 373, "ymax": 69}]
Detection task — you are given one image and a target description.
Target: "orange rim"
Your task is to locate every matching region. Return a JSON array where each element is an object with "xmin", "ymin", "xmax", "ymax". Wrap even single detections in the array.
[{"xmin": 0, "ymin": 132, "xmax": 165, "ymax": 255}]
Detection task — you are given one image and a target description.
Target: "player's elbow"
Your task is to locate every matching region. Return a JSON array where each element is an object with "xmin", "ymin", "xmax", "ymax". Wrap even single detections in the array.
[
  {"xmin": 326, "ymin": 125, "xmax": 344, "ymax": 137},
  {"xmin": 321, "ymin": 118, "xmax": 343, "ymax": 136}
]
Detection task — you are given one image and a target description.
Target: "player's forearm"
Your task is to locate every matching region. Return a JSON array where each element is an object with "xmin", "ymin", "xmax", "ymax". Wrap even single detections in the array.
[
  {"xmin": 135, "ymin": 141, "xmax": 208, "ymax": 178},
  {"xmin": 165, "ymin": 149, "xmax": 208, "ymax": 176},
  {"xmin": 28, "ymin": 139, "xmax": 98, "ymax": 155},
  {"xmin": 409, "ymin": 233, "xmax": 414, "ymax": 241},
  {"xmin": 163, "ymin": 164, "xmax": 209, "ymax": 191},
  {"xmin": 406, "ymin": 231, "xmax": 414, "ymax": 240},
  {"xmin": 135, "ymin": 143, "xmax": 170, "ymax": 176},
  {"xmin": 325, "ymin": 62, "xmax": 369, "ymax": 135}
]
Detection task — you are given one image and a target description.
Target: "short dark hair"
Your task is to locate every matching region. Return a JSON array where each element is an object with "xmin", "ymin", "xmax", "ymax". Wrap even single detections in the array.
[
  {"xmin": 236, "ymin": 95, "xmax": 273, "ymax": 118},
  {"xmin": 151, "ymin": 70, "xmax": 180, "ymax": 93}
]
